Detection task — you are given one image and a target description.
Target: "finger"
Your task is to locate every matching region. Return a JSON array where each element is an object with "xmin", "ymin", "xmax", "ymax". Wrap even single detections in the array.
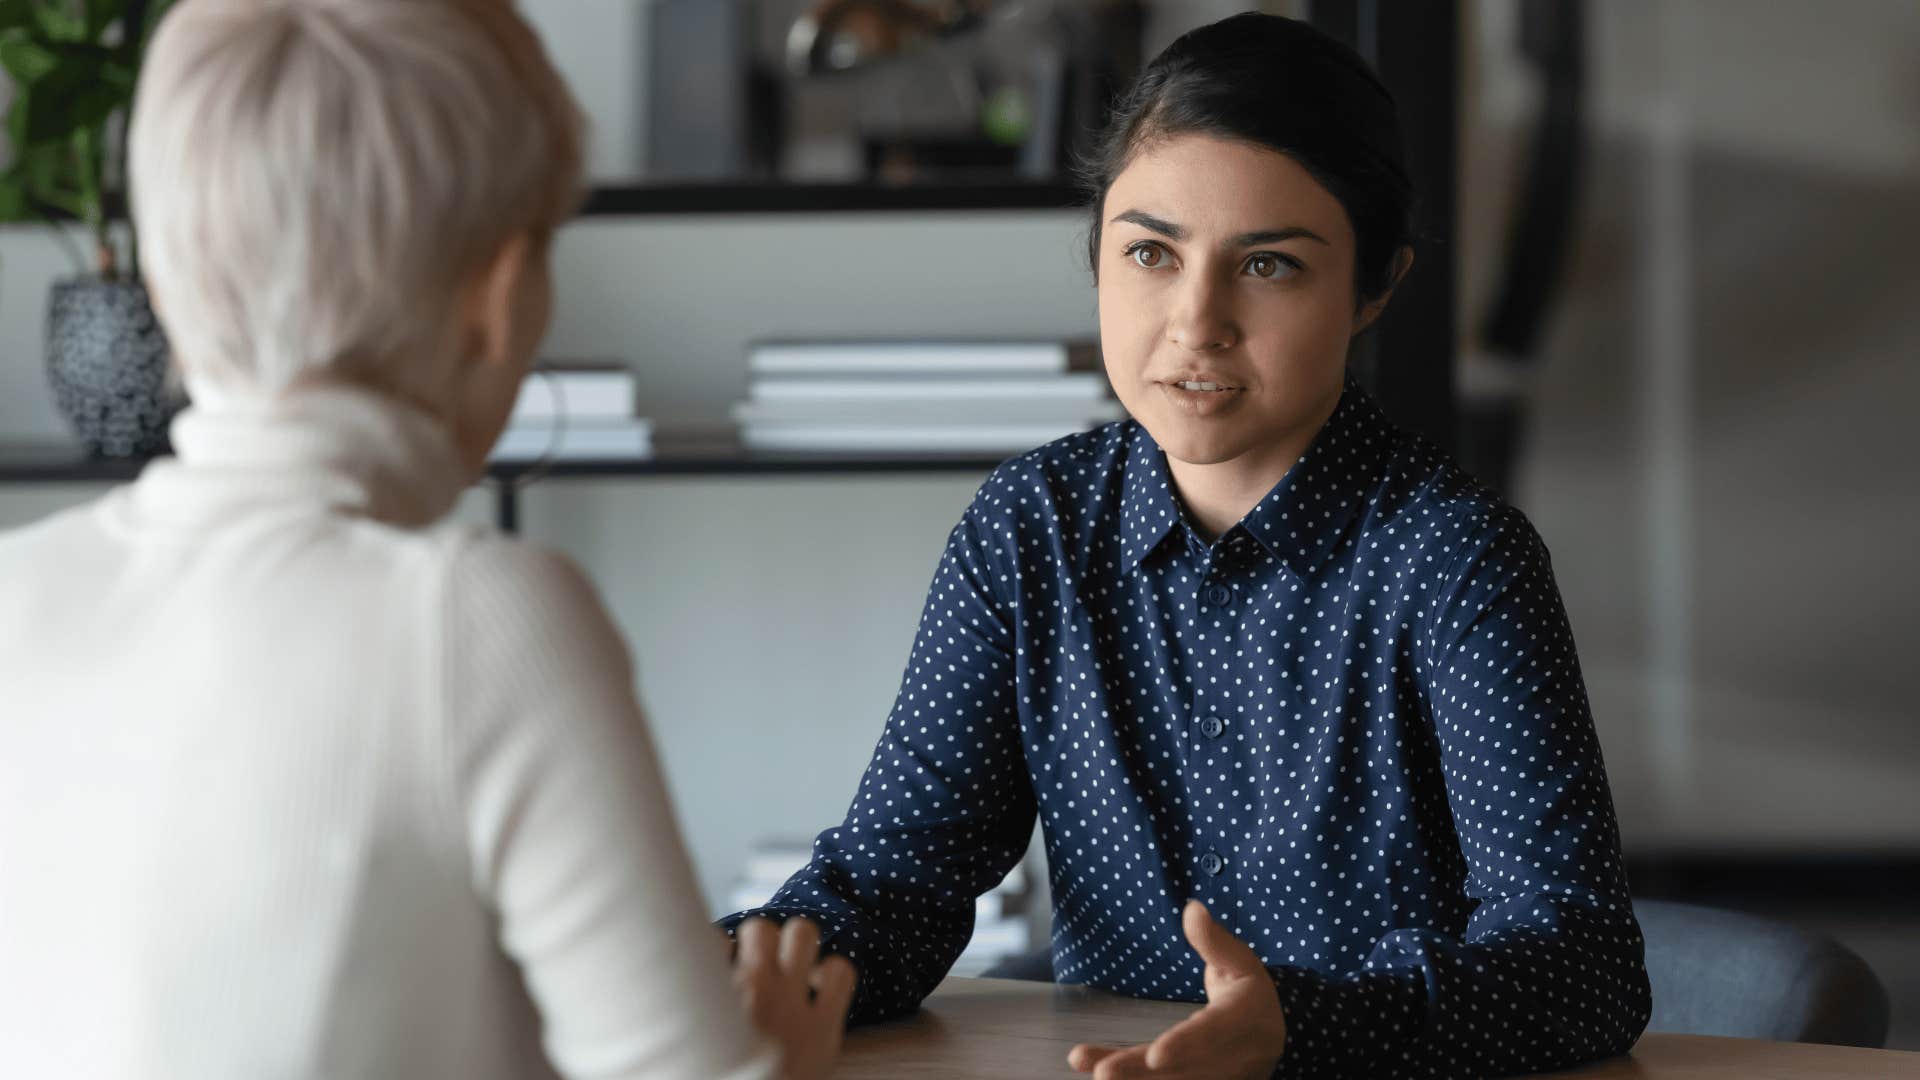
[
  {"xmin": 734, "ymin": 917, "xmax": 779, "ymax": 975},
  {"xmin": 1090, "ymin": 1043, "xmax": 1152, "ymax": 1080},
  {"xmin": 777, "ymin": 916, "xmax": 822, "ymax": 978},
  {"xmin": 1182, "ymin": 900, "xmax": 1264, "ymax": 977},
  {"xmin": 719, "ymin": 927, "xmax": 738, "ymax": 964},
  {"xmin": 1144, "ymin": 1010, "xmax": 1216, "ymax": 1070},
  {"xmin": 1067, "ymin": 1044, "xmax": 1121, "ymax": 1073},
  {"xmin": 809, "ymin": 954, "xmax": 858, "ymax": 1019}
]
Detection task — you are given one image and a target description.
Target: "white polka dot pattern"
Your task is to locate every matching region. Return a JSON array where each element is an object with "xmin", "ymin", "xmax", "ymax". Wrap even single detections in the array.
[{"xmin": 723, "ymin": 381, "xmax": 1652, "ymax": 1077}]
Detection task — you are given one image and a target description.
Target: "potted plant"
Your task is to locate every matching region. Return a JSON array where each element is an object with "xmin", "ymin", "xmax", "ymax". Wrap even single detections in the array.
[{"xmin": 1, "ymin": 0, "xmax": 177, "ymax": 457}]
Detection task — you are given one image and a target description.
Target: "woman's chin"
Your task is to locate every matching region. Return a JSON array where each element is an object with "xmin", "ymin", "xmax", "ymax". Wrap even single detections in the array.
[{"xmin": 1143, "ymin": 420, "xmax": 1257, "ymax": 468}]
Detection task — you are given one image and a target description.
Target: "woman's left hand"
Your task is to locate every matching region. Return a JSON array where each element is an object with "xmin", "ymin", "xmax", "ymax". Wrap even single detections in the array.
[
  {"xmin": 1067, "ymin": 900, "xmax": 1288, "ymax": 1079},
  {"xmin": 731, "ymin": 916, "xmax": 858, "ymax": 1080}
]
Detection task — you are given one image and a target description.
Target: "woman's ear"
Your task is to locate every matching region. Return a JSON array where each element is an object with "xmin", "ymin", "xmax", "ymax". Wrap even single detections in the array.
[
  {"xmin": 462, "ymin": 232, "xmax": 536, "ymax": 369},
  {"xmin": 1352, "ymin": 245, "xmax": 1416, "ymax": 337}
]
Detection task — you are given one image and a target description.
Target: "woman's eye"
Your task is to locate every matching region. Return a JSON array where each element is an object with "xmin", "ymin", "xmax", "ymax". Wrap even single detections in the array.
[
  {"xmin": 1245, "ymin": 253, "xmax": 1298, "ymax": 279},
  {"xmin": 1128, "ymin": 243, "xmax": 1167, "ymax": 269}
]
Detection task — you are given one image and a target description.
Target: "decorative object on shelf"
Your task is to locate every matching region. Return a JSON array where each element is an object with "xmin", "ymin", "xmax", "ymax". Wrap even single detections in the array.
[
  {"xmin": 531, "ymin": 0, "xmax": 1142, "ymax": 205},
  {"xmin": 780, "ymin": 0, "xmax": 1139, "ymax": 186},
  {"xmin": 46, "ymin": 277, "xmax": 177, "ymax": 457},
  {"xmin": 2, "ymin": 0, "xmax": 182, "ymax": 457},
  {"xmin": 785, "ymin": 0, "xmax": 992, "ymax": 77}
]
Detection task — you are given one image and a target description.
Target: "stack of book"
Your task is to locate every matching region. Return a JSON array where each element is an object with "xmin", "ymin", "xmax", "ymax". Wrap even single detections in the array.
[
  {"xmin": 490, "ymin": 361, "xmax": 653, "ymax": 462},
  {"xmin": 734, "ymin": 340, "xmax": 1124, "ymax": 454},
  {"xmin": 729, "ymin": 836, "xmax": 1034, "ymax": 975},
  {"xmin": 725, "ymin": 837, "xmax": 815, "ymax": 916},
  {"xmin": 948, "ymin": 859, "xmax": 1035, "ymax": 977}
]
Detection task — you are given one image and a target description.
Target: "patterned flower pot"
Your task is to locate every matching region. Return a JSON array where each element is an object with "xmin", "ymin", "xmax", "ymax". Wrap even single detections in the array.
[{"xmin": 46, "ymin": 277, "xmax": 184, "ymax": 458}]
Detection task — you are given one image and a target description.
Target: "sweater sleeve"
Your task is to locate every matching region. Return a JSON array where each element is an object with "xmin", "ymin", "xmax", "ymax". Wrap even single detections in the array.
[
  {"xmin": 1265, "ymin": 505, "xmax": 1652, "ymax": 1078},
  {"xmin": 441, "ymin": 535, "xmax": 780, "ymax": 1080}
]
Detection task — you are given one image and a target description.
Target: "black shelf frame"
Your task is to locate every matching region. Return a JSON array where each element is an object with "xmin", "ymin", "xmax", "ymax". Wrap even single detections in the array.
[
  {"xmin": 86, "ymin": 183, "xmax": 1086, "ymax": 224},
  {"xmin": 0, "ymin": 442, "xmax": 1002, "ymax": 533},
  {"xmin": 578, "ymin": 182, "xmax": 1084, "ymax": 216}
]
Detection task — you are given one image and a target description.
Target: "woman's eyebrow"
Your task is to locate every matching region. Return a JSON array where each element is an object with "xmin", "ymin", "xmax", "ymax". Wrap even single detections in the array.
[
  {"xmin": 1110, "ymin": 209, "xmax": 1185, "ymax": 240},
  {"xmin": 1233, "ymin": 226, "xmax": 1330, "ymax": 247},
  {"xmin": 1109, "ymin": 210, "xmax": 1329, "ymax": 250}
]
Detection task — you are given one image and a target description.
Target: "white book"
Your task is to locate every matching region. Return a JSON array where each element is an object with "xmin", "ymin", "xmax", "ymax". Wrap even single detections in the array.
[
  {"xmin": 728, "ymin": 885, "xmax": 779, "ymax": 913},
  {"xmin": 741, "ymin": 423, "xmax": 1082, "ymax": 454},
  {"xmin": 751, "ymin": 341, "xmax": 1083, "ymax": 376},
  {"xmin": 750, "ymin": 373, "xmax": 1110, "ymax": 403},
  {"xmin": 511, "ymin": 365, "xmax": 637, "ymax": 421},
  {"xmin": 741, "ymin": 858, "xmax": 811, "ymax": 885},
  {"xmin": 490, "ymin": 419, "xmax": 653, "ymax": 462},
  {"xmin": 732, "ymin": 398, "xmax": 1126, "ymax": 427},
  {"xmin": 742, "ymin": 838, "xmax": 815, "ymax": 875}
]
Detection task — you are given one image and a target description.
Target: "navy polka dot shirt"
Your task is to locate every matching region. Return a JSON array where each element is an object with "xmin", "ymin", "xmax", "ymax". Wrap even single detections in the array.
[{"xmin": 724, "ymin": 380, "xmax": 1652, "ymax": 1077}]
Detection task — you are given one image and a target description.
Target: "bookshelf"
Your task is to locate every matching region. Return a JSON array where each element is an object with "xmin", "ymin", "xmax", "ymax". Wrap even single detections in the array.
[
  {"xmin": 0, "ymin": 440, "xmax": 1002, "ymax": 534},
  {"xmin": 577, "ymin": 183, "xmax": 1082, "ymax": 216}
]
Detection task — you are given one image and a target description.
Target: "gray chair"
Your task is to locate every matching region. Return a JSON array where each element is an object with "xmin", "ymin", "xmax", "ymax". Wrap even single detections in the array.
[
  {"xmin": 1636, "ymin": 898, "xmax": 1889, "ymax": 1048},
  {"xmin": 981, "ymin": 899, "xmax": 1891, "ymax": 1048}
]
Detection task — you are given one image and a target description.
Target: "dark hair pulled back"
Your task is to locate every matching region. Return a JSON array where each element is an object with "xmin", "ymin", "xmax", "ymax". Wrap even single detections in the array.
[{"xmin": 1078, "ymin": 12, "xmax": 1415, "ymax": 305}]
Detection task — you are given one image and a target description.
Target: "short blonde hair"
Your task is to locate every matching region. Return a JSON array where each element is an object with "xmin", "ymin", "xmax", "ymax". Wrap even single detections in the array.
[{"xmin": 129, "ymin": 0, "xmax": 584, "ymax": 401}]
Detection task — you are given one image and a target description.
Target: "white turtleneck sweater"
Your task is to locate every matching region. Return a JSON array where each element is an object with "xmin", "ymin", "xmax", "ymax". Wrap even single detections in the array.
[{"xmin": 0, "ymin": 385, "xmax": 780, "ymax": 1080}]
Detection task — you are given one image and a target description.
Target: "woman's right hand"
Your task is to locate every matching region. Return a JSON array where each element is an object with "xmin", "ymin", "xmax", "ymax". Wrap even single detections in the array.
[{"xmin": 731, "ymin": 916, "xmax": 858, "ymax": 1080}]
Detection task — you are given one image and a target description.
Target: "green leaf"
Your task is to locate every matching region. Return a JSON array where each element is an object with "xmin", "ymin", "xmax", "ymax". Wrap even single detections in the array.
[
  {"xmin": 8, "ymin": 140, "xmax": 75, "ymax": 198},
  {"xmin": 0, "ymin": 171, "xmax": 30, "ymax": 222},
  {"xmin": 0, "ymin": 150, "xmax": 85, "ymax": 221},
  {"xmin": 0, "ymin": 31, "xmax": 58, "ymax": 83},
  {"xmin": 18, "ymin": 81, "xmax": 128, "ymax": 146},
  {"xmin": 5, "ymin": 44, "xmax": 133, "ymax": 146},
  {"xmin": 30, "ymin": 7, "xmax": 83, "ymax": 42},
  {"xmin": 0, "ymin": 1, "xmax": 156, "ymax": 235},
  {"xmin": 31, "ymin": 1, "xmax": 88, "ymax": 42}
]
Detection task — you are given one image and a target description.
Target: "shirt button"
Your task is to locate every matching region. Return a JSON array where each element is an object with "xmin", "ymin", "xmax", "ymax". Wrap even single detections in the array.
[
  {"xmin": 1204, "ymin": 584, "xmax": 1233, "ymax": 607},
  {"xmin": 1200, "ymin": 851, "xmax": 1226, "ymax": 876},
  {"xmin": 1199, "ymin": 715, "xmax": 1225, "ymax": 739}
]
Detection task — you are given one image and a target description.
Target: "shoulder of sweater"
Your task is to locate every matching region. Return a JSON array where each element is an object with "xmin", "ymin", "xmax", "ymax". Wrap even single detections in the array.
[
  {"xmin": 431, "ymin": 525, "xmax": 607, "ymax": 625},
  {"xmin": 432, "ymin": 526, "xmax": 639, "ymax": 751}
]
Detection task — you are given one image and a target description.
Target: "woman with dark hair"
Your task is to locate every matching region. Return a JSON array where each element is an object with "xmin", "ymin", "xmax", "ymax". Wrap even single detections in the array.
[{"xmin": 725, "ymin": 13, "xmax": 1651, "ymax": 1078}]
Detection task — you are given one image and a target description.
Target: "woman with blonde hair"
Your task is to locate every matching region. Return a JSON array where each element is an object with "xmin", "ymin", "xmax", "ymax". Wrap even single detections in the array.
[{"xmin": 0, "ymin": 1, "xmax": 848, "ymax": 1076}]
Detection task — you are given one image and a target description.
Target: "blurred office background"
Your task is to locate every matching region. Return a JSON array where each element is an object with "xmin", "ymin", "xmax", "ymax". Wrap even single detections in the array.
[{"xmin": 0, "ymin": 0, "xmax": 1914, "ymax": 1046}]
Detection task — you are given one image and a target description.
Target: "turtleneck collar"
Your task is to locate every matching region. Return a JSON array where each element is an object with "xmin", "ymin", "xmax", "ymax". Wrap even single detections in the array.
[{"xmin": 122, "ymin": 380, "xmax": 474, "ymax": 531}]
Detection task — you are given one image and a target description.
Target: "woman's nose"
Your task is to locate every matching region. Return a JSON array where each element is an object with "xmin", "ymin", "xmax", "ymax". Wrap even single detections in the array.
[{"xmin": 1165, "ymin": 274, "xmax": 1238, "ymax": 352}]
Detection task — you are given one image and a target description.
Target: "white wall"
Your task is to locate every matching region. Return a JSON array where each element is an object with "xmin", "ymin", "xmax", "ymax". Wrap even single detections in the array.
[{"xmin": 519, "ymin": 0, "xmax": 649, "ymax": 181}]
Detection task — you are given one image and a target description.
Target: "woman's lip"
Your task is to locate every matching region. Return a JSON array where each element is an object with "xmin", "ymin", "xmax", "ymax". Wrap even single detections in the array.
[
  {"xmin": 1156, "ymin": 378, "xmax": 1242, "ymax": 391},
  {"xmin": 1154, "ymin": 381, "xmax": 1245, "ymax": 415}
]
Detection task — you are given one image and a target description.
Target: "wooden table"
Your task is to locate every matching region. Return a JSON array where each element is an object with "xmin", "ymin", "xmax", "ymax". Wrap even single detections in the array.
[{"xmin": 839, "ymin": 978, "xmax": 1920, "ymax": 1078}]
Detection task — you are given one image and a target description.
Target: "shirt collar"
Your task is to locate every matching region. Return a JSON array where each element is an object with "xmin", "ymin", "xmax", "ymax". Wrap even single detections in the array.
[
  {"xmin": 1116, "ymin": 377, "xmax": 1397, "ymax": 579},
  {"xmin": 1117, "ymin": 424, "xmax": 1185, "ymax": 573}
]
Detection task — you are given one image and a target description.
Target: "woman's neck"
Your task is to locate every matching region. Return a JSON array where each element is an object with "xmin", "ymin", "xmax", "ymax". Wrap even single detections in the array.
[{"xmin": 1164, "ymin": 393, "xmax": 1341, "ymax": 542}]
